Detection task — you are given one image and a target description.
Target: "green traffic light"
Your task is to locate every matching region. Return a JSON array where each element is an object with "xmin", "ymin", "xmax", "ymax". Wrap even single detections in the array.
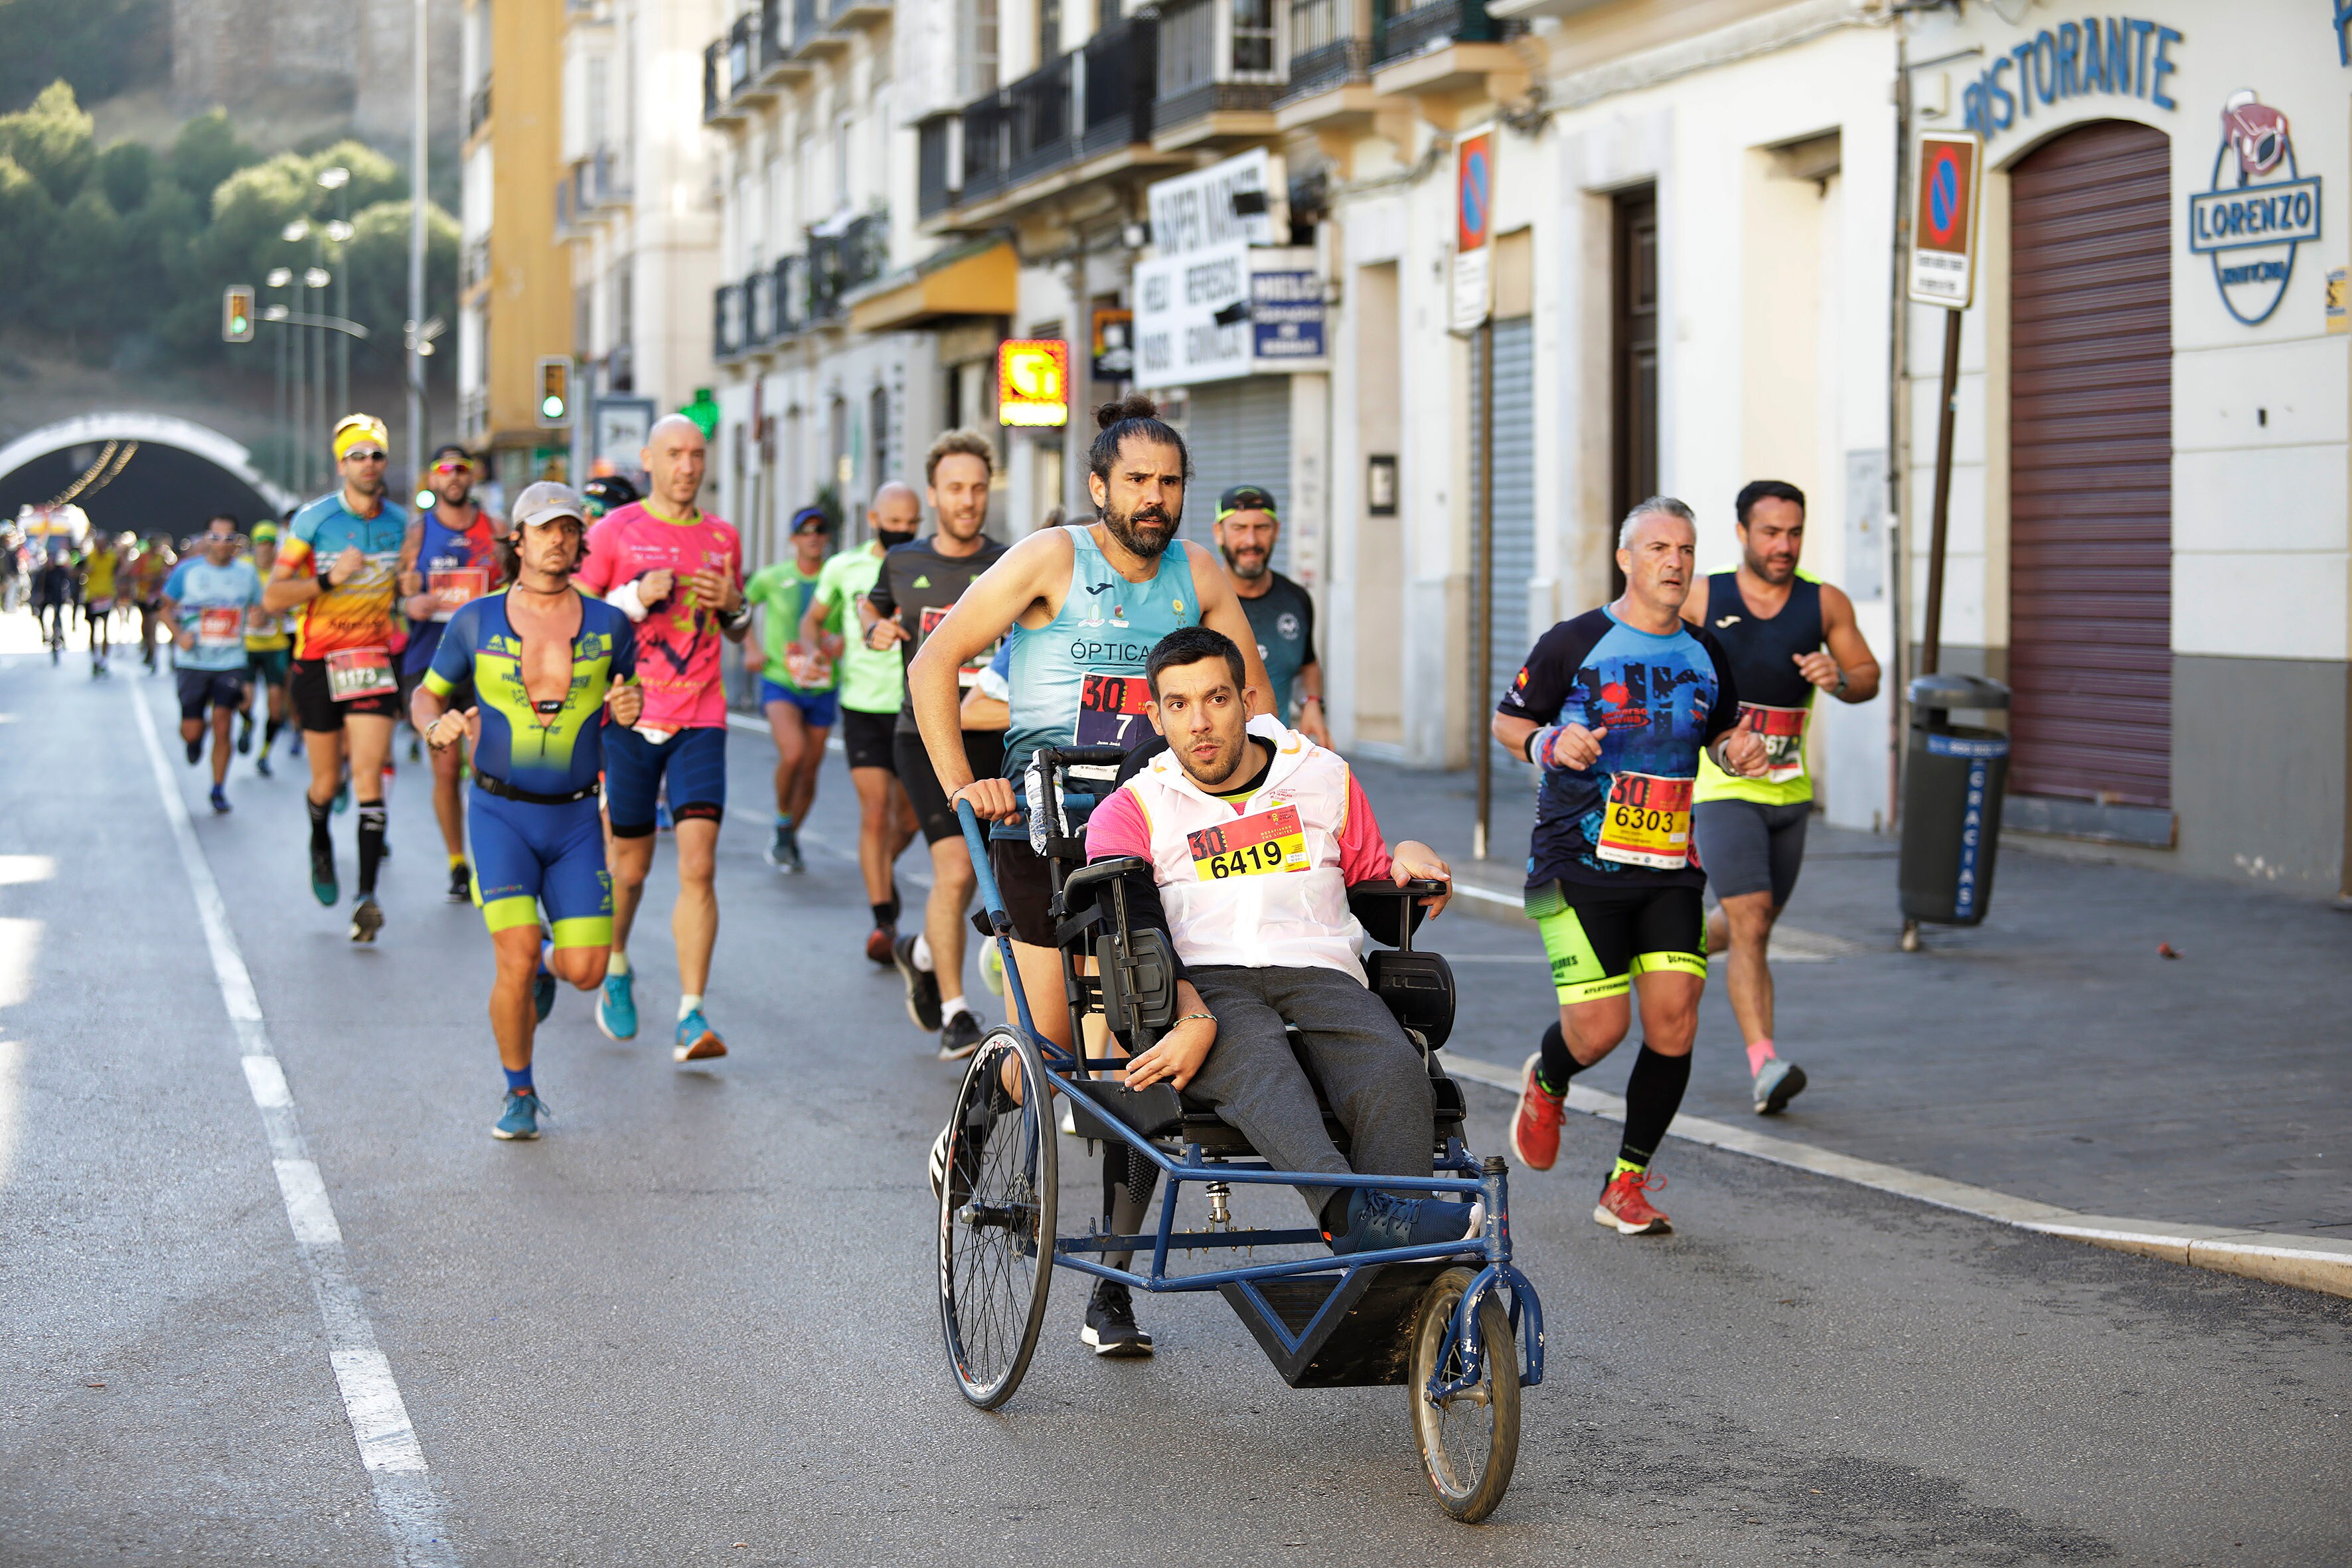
[{"xmin": 541, "ymin": 396, "xmax": 565, "ymax": 419}]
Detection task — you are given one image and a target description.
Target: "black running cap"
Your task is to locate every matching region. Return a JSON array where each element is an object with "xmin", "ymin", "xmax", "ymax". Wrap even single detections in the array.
[{"xmin": 1215, "ymin": 485, "xmax": 1278, "ymax": 522}]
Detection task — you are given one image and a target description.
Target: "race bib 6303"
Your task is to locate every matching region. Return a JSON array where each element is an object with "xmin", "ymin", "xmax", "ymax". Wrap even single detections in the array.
[{"xmin": 1597, "ymin": 772, "xmax": 1693, "ymax": 869}]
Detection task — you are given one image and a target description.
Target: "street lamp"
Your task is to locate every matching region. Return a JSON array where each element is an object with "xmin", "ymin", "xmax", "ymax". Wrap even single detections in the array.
[
  {"xmin": 267, "ymin": 267, "xmax": 293, "ymax": 489},
  {"xmin": 281, "ymin": 222, "xmax": 310, "ymax": 486},
  {"xmin": 319, "ymin": 167, "xmax": 353, "ymax": 420}
]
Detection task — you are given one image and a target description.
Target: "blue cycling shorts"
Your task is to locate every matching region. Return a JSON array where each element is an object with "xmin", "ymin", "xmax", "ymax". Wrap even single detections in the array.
[
  {"xmin": 604, "ymin": 724, "xmax": 727, "ymax": 838},
  {"xmin": 759, "ymin": 680, "xmax": 839, "ymax": 728},
  {"xmin": 469, "ymin": 789, "xmax": 612, "ymax": 947}
]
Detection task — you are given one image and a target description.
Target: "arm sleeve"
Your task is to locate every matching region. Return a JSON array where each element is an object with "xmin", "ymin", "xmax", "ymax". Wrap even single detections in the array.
[
  {"xmin": 574, "ymin": 518, "xmax": 618, "ymax": 595},
  {"xmin": 1335, "ymin": 772, "xmax": 1393, "ymax": 886},
  {"xmin": 1695, "ymin": 627, "xmax": 1743, "ymax": 745},
  {"xmin": 422, "ymin": 605, "xmax": 473, "ymax": 697}
]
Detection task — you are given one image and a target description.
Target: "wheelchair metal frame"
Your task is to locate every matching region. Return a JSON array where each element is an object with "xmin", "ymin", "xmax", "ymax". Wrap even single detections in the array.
[{"xmin": 953, "ymin": 745, "xmax": 1545, "ymax": 1399}]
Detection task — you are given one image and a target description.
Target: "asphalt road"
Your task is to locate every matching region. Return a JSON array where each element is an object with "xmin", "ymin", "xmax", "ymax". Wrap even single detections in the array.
[{"xmin": 1, "ymin": 633, "xmax": 2347, "ymax": 1565}]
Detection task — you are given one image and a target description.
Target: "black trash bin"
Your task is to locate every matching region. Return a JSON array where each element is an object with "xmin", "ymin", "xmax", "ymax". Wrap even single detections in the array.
[{"xmin": 1899, "ymin": 673, "xmax": 2010, "ymax": 925}]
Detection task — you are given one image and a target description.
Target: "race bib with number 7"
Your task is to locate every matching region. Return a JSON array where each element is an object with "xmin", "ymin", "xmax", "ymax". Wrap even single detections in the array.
[
  {"xmin": 1076, "ymin": 672, "xmax": 1150, "ymax": 748},
  {"xmin": 1186, "ymin": 805, "xmax": 1310, "ymax": 880},
  {"xmin": 1596, "ymin": 772, "xmax": 1693, "ymax": 870},
  {"xmin": 1735, "ymin": 702, "xmax": 1809, "ymax": 783},
  {"xmin": 324, "ymin": 646, "xmax": 396, "ymax": 702}
]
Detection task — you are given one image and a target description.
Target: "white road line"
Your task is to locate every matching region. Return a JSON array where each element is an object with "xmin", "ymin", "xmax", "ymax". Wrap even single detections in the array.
[
  {"xmin": 1443, "ymin": 1052, "xmax": 2352, "ymax": 1299},
  {"xmin": 133, "ymin": 688, "xmax": 460, "ymax": 1565}
]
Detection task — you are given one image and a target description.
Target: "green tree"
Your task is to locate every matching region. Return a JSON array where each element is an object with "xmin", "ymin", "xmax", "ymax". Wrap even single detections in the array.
[
  {"xmin": 299, "ymin": 140, "xmax": 406, "ymax": 216},
  {"xmin": 0, "ymin": 152, "xmax": 56, "ymax": 323},
  {"xmin": 343, "ymin": 198, "xmax": 459, "ymax": 376},
  {"xmin": 95, "ymin": 139, "xmax": 152, "ymax": 212},
  {"xmin": 166, "ymin": 109, "xmax": 256, "ymax": 204},
  {"xmin": 46, "ymin": 185, "xmax": 126, "ymax": 342},
  {"xmin": 0, "ymin": 79, "xmax": 92, "ymax": 203}
]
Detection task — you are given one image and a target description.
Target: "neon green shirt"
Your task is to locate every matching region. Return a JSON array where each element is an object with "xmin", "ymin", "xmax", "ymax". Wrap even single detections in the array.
[
  {"xmin": 743, "ymin": 559, "xmax": 832, "ymax": 693},
  {"xmin": 813, "ymin": 544, "xmax": 900, "ymax": 715}
]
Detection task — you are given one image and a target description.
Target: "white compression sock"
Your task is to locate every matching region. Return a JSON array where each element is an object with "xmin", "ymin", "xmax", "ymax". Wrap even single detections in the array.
[
  {"xmin": 939, "ymin": 995, "xmax": 969, "ymax": 1024},
  {"xmin": 911, "ymin": 933, "xmax": 935, "ymax": 972},
  {"xmin": 608, "ymin": 951, "xmax": 630, "ymax": 977},
  {"xmin": 678, "ymin": 992, "xmax": 702, "ymax": 1020}
]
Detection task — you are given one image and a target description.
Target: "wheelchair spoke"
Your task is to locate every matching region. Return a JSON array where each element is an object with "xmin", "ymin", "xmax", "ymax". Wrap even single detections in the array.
[{"xmin": 939, "ymin": 1031, "xmax": 1058, "ymax": 1409}]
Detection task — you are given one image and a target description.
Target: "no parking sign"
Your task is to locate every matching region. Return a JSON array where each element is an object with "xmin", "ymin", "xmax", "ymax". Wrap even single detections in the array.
[
  {"xmin": 1909, "ymin": 129, "xmax": 1982, "ymax": 308},
  {"xmin": 1451, "ymin": 125, "xmax": 1495, "ymax": 332}
]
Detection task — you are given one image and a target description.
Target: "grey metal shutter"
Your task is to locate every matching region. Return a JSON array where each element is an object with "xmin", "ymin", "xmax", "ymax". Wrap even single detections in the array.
[
  {"xmin": 2007, "ymin": 120, "xmax": 2171, "ymax": 807},
  {"xmin": 1487, "ymin": 315, "xmax": 1535, "ymax": 722},
  {"xmin": 1180, "ymin": 376, "xmax": 1293, "ymax": 574}
]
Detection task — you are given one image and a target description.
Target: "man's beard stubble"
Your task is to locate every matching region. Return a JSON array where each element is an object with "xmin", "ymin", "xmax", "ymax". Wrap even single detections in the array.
[{"xmin": 1220, "ymin": 546, "xmax": 1269, "ymax": 581}]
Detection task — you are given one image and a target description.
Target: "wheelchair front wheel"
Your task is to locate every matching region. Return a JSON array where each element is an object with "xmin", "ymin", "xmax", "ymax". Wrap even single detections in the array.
[
  {"xmin": 937, "ymin": 1026, "xmax": 1058, "ymax": 1410},
  {"xmin": 1407, "ymin": 1266, "xmax": 1521, "ymax": 1522}
]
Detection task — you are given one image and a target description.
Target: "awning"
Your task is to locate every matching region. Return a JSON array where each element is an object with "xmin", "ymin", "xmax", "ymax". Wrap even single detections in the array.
[{"xmin": 848, "ymin": 239, "xmax": 1018, "ymax": 333}]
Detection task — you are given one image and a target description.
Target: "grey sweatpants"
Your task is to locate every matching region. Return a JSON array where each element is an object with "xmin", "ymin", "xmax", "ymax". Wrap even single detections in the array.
[{"xmin": 1184, "ymin": 964, "xmax": 1436, "ymax": 1223}]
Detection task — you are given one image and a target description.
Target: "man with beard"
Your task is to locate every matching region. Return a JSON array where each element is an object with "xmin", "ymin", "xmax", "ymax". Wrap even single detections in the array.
[
  {"xmin": 803, "ymin": 481, "xmax": 923, "ymax": 963},
  {"xmin": 264, "ymin": 413, "xmax": 410, "ymax": 941},
  {"xmin": 909, "ymin": 395, "xmax": 1274, "ymax": 1356},
  {"xmin": 860, "ymin": 433, "xmax": 1010, "ymax": 1059},
  {"xmin": 1213, "ymin": 484, "xmax": 1330, "ymax": 747},
  {"xmin": 1681, "ymin": 479, "xmax": 1879, "ymax": 1116},
  {"xmin": 398, "ymin": 444, "xmax": 508, "ymax": 903}
]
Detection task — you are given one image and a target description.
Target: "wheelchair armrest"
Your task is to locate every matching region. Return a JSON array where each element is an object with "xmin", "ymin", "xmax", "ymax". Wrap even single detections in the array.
[
  {"xmin": 1347, "ymin": 879, "xmax": 1447, "ymax": 951},
  {"xmin": 1059, "ymin": 856, "xmax": 1148, "ymax": 905}
]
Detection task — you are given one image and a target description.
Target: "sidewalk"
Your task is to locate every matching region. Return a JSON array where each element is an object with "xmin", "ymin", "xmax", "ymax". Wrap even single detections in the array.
[{"xmin": 1349, "ymin": 755, "xmax": 2352, "ymax": 1271}]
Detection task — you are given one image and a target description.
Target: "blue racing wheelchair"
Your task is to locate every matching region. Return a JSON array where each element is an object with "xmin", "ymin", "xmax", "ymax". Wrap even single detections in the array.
[{"xmin": 935, "ymin": 745, "xmax": 1545, "ymax": 1522}]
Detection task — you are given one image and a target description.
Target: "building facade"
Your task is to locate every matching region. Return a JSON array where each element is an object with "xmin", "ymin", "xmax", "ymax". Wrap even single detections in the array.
[
  {"xmin": 1901, "ymin": 2, "xmax": 2350, "ymax": 895},
  {"xmin": 457, "ymin": 0, "xmax": 577, "ymax": 501}
]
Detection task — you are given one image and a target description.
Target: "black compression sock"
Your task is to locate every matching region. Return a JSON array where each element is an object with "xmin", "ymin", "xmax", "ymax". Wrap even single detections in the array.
[
  {"xmin": 1536, "ymin": 1021, "xmax": 1587, "ymax": 1095},
  {"xmin": 870, "ymin": 900, "xmax": 895, "ymax": 929},
  {"xmin": 884, "ymin": 886, "xmax": 901, "ymax": 927},
  {"xmin": 307, "ymin": 795, "xmax": 333, "ymax": 850},
  {"xmin": 1618, "ymin": 1045, "xmax": 1693, "ymax": 1171},
  {"xmin": 264, "ymin": 717, "xmax": 283, "ymax": 747},
  {"xmin": 356, "ymin": 803, "xmax": 386, "ymax": 895}
]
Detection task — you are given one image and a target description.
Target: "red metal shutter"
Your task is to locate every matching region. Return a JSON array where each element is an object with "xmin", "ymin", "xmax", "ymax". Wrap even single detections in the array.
[{"xmin": 2006, "ymin": 119, "xmax": 2173, "ymax": 807}]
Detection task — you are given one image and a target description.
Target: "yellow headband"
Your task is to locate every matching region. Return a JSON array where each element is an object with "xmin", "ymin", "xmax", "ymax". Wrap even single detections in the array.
[{"xmin": 333, "ymin": 414, "xmax": 389, "ymax": 461}]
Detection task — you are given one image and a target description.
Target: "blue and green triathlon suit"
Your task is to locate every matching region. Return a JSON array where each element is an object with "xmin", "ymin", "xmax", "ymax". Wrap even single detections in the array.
[
  {"xmin": 1496, "ymin": 607, "xmax": 1740, "ymax": 1003},
  {"xmin": 424, "ymin": 589, "xmax": 637, "ymax": 947},
  {"xmin": 992, "ymin": 525, "xmax": 1202, "ymax": 945}
]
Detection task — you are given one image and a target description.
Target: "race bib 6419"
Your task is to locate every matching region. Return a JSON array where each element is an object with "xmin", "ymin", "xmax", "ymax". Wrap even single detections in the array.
[{"xmin": 1187, "ymin": 805, "xmax": 1310, "ymax": 880}]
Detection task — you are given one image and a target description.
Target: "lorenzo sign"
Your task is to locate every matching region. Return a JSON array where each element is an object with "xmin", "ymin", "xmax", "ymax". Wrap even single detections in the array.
[{"xmin": 2189, "ymin": 90, "xmax": 2321, "ymax": 327}]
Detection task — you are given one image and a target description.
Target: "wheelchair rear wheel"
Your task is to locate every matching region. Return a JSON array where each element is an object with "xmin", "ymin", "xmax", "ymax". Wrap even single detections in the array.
[
  {"xmin": 937, "ymin": 1026, "xmax": 1059, "ymax": 1410},
  {"xmin": 1407, "ymin": 1266, "xmax": 1521, "ymax": 1522}
]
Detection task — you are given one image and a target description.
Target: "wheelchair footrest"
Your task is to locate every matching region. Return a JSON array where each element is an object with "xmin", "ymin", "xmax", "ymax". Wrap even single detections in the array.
[{"xmin": 1218, "ymin": 1260, "xmax": 1456, "ymax": 1388}]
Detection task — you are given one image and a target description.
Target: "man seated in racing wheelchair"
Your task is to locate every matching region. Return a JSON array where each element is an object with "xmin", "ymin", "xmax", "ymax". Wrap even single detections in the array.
[{"xmin": 1082, "ymin": 626, "xmax": 1486, "ymax": 1273}]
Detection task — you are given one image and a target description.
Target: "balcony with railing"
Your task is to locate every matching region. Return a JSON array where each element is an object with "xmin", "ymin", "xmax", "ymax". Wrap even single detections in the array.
[
  {"xmin": 742, "ymin": 268, "xmax": 775, "ymax": 350},
  {"xmin": 951, "ymin": 20, "xmax": 1156, "ymax": 217},
  {"xmin": 466, "ymin": 76, "xmax": 493, "ymax": 141},
  {"xmin": 1154, "ymin": 0, "xmax": 1281, "ymax": 147},
  {"xmin": 461, "ymin": 234, "xmax": 491, "ymax": 294},
  {"xmin": 1371, "ymin": 0, "xmax": 1508, "ymax": 70},
  {"xmin": 826, "ymin": 0, "xmax": 891, "ymax": 30},
  {"xmin": 753, "ymin": 0, "xmax": 808, "ymax": 83},
  {"xmin": 1279, "ymin": 0, "xmax": 1372, "ymax": 108},
  {"xmin": 806, "ymin": 212, "xmax": 890, "ymax": 323},
  {"xmin": 917, "ymin": 116, "xmax": 959, "ymax": 220},
  {"xmin": 773, "ymin": 254, "xmax": 807, "ymax": 339},
  {"xmin": 582, "ymin": 145, "xmax": 629, "ymax": 210},
  {"xmin": 792, "ymin": 0, "xmax": 847, "ymax": 56},
  {"xmin": 714, "ymin": 281, "xmax": 745, "ymax": 361}
]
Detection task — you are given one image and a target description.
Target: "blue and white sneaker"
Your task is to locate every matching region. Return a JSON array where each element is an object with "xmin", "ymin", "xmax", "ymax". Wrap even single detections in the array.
[
  {"xmin": 674, "ymin": 1008, "xmax": 727, "ymax": 1062},
  {"xmin": 1325, "ymin": 1189, "xmax": 1486, "ymax": 1257},
  {"xmin": 596, "ymin": 969, "xmax": 637, "ymax": 1041},
  {"xmin": 1753, "ymin": 1057, "xmax": 1808, "ymax": 1116},
  {"xmin": 534, "ymin": 949, "xmax": 557, "ymax": 1024},
  {"xmin": 209, "ymin": 784, "xmax": 231, "ymax": 815},
  {"xmin": 492, "ymin": 1089, "xmax": 546, "ymax": 1140}
]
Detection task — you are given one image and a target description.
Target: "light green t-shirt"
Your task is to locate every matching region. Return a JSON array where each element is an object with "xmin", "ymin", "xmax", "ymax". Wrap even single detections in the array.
[
  {"xmin": 743, "ymin": 560, "xmax": 833, "ymax": 694},
  {"xmin": 813, "ymin": 544, "xmax": 901, "ymax": 715}
]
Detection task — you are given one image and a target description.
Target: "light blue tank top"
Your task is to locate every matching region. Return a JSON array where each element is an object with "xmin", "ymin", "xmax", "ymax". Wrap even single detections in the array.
[{"xmin": 1002, "ymin": 525, "xmax": 1202, "ymax": 782}]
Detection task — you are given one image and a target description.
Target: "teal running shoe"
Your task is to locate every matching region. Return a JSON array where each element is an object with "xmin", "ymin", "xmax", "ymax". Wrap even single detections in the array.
[
  {"xmin": 533, "ymin": 963, "xmax": 556, "ymax": 1024},
  {"xmin": 596, "ymin": 969, "xmax": 637, "ymax": 1041},
  {"xmin": 1752, "ymin": 1057, "xmax": 1808, "ymax": 1116},
  {"xmin": 309, "ymin": 841, "xmax": 339, "ymax": 907},
  {"xmin": 674, "ymin": 1008, "xmax": 726, "ymax": 1062},
  {"xmin": 492, "ymin": 1089, "xmax": 546, "ymax": 1140},
  {"xmin": 333, "ymin": 779, "xmax": 349, "ymax": 814}
]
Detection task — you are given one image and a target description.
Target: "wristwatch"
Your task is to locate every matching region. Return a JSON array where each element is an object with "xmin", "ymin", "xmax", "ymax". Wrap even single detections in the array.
[{"xmin": 1830, "ymin": 666, "xmax": 1850, "ymax": 697}]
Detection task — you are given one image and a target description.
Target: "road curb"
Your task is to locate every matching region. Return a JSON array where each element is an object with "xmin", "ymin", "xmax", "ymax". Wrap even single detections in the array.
[{"xmin": 1441, "ymin": 1054, "xmax": 2352, "ymax": 1302}]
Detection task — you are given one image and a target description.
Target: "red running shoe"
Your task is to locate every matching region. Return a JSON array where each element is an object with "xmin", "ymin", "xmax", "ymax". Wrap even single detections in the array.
[
  {"xmin": 1594, "ymin": 1168, "xmax": 1672, "ymax": 1235},
  {"xmin": 1510, "ymin": 1052, "xmax": 1566, "ymax": 1172},
  {"xmin": 866, "ymin": 925, "xmax": 896, "ymax": 966}
]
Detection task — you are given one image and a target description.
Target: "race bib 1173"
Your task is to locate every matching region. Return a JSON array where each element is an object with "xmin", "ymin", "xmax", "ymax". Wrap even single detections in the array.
[
  {"xmin": 1596, "ymin": 772, "xmax": 1693, "ymax": 869},
  {"xmin": 1186, "ymin": 805, "xmax": 1310, "ymax": 880},
  {"xmin": 325, "ymin": 646, "xmax": 396, "ymax": 701}
]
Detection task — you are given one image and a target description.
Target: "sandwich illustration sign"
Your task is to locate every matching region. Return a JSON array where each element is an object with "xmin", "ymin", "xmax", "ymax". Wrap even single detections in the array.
[{"xmin": 2188, "ymin": 89, "xmax": 2321, "ymax": 327}]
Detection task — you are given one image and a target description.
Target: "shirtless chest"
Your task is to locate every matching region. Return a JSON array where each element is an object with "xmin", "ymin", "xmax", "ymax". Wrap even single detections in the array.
[{"xmin": 506, "ymin": 591, "xmax": 584, "ymax": 708}]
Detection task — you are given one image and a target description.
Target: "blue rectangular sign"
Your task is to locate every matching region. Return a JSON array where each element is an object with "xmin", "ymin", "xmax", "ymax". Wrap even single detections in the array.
[
  {"xmin": 2188, "ymin": 177, "xmax": 2322, "ymax": 253},
  {"xmin": 1251, "ymin": 270, "xmax": 1325, "ymax": 361}
]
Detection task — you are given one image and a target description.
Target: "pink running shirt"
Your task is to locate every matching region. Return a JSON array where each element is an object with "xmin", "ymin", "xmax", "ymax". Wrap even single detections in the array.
[{"xmin": 577, "ymin": 502, "xmax": 744, "ymax": 731}]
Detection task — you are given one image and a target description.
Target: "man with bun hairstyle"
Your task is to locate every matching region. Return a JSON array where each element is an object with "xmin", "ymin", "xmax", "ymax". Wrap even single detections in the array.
[
  {"xmin": 263, "ymin": 412, "xmax": 410, "ymax": 941},
  {"xmin": 911, "ymin": 394, "xmax": 1277, "ymax": 1357}
]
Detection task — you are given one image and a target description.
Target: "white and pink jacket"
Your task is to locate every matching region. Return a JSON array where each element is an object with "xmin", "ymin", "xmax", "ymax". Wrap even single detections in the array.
[{"xmin": 1084, "ymin": 716, "xmax": 1396, "ymax": 982}]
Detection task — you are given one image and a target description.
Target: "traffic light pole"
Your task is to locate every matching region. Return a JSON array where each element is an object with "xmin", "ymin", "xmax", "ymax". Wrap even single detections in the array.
[{"xmin": 407, "ymin": 0, "xmax": 428, "ymax": 489}]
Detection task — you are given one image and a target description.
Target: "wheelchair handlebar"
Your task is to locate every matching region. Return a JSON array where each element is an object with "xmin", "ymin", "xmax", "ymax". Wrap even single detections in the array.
[
  {"xmin": 955, "ymin": 799, "xmax": 1012, "ymax": 929},
  {"xmin": 1358, "ymin": 878, "xmax": 1451, "ymax": 898},
  {"xmin": 1035, "ymin": 744, "xmax": 1129, "ymax": 771}
]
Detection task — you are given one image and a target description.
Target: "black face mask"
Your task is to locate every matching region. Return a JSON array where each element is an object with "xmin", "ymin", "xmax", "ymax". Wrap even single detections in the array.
[{"xmin": 875, "ymin": 526, "xmax": 917, "ymax": 549}]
